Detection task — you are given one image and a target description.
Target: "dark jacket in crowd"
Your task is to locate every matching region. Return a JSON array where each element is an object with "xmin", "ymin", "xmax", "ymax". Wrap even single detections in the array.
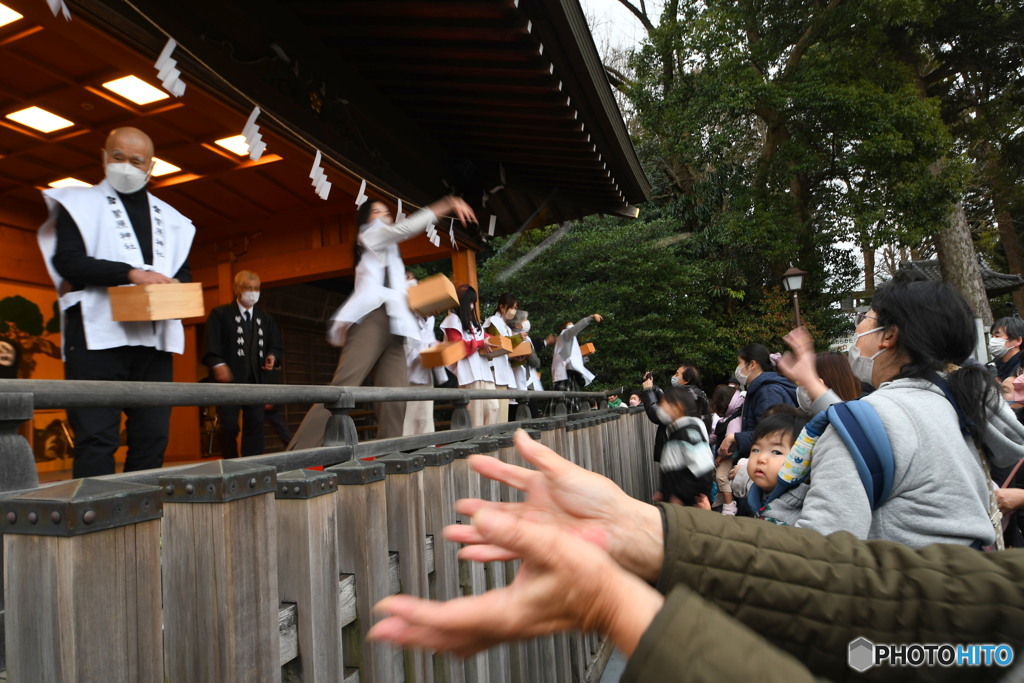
[
  {"xmin": 732, "ymin": 371, "xmax": 797, "ymax": 458},
  {"xmin": 996, "ymin": 352, "xmax": 1024, "ymax": 381}
]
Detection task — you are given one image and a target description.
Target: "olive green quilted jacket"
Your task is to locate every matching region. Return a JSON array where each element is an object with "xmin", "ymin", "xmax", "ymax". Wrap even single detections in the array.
[{"xmin": 621, "ymin": 505, "xmax": 1024, "ymax": 682}]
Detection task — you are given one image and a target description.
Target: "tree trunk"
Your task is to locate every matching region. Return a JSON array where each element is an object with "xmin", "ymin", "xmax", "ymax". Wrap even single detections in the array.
[
  {"xmin": 984, "ymin": 150, "xmax": 1024, "ymax": 315},
  {"xmin": 862, "ymin": 244, "xmax": 875, "ymax": 291},
  {"xmin": 936, "ymin": 201, "xmax": 992, "ymax": 325},
  {"xmin": 993, "ymin": 202, "xmax": 1024, "ymax": 317}
]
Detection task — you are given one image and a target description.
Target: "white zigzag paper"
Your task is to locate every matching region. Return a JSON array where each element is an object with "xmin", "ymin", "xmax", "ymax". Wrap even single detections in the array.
[
  {"xmin": 46, "ymin": 0, "xmax": 71, "ymax": 20},
  {"xmin": 155, "ymin": 39, "xmax": 187, "ymax": 98},
  {"xmin": 396, "ymin": 198, "xmax": 406, "ymax": 222},
  {"xmin": 241, "ymin": 107, "xmax": 266, "ymax": 161},
  {"xmin": 488, "ymin": 215, "xmax": 497, "ymax": 237},
  {"xmin": 355, "ymin": 179, "xmax": 368, "ymax": 207},
  {"xmin": 309, "ymin": 150, "xmax": 332, "ymax": 201}
]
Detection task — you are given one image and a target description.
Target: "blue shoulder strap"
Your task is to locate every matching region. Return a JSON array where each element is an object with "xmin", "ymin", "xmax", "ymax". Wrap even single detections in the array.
[{"xmin": 826, "ymin": 401, "xmax": 895, "ymax": 510}]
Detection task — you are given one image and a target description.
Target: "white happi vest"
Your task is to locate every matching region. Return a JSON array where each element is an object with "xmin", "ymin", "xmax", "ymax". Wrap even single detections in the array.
[
  {"xmin": 37, "ymin": 179, "xmax": 195, "ymax": 355},
  {"xmin": 486, "ymin": 313, "xmax": 517, "ymax": 389},
  {"xmin": 440, "ymin": 312, "xmax": 492, "ymax": 386},
  {"xmin": 405, "ymin": 314, "xmax": 447, "ymax": 386},
  {"xmin": 327, "ymin": 216, "xmax": 431, "ymax": 347},
  {"xmin": 552, "ymin": 329, "xmax": 595, "ymax": 386}
]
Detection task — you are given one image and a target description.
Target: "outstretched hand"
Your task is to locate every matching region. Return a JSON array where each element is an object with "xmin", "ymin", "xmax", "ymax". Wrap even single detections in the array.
[
  {"xmin": 447, "ymin": 430, "xmax": 664, "ymax": 582},
  {"xmin": 369, "ymin": 506, "xmax": 663, "ymax": 657},
  {"xmin": 445, "ymin": 196, "xmax": 478, "ymax": 226},
  {"xmin": 777, "ymin": 327, "xmax": 827, "ymax": 400}
]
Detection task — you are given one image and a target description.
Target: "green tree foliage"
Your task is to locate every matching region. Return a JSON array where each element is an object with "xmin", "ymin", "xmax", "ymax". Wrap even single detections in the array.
[{"xmin": 478, "ymin": 217, "xmax": 826, "ymax": 391}]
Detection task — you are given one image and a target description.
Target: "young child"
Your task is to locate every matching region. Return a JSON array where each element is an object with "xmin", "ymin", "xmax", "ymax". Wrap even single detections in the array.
[
  {"xmin": 656, "ymin": 386, "xmax": 717, "ymax": 507},
  {"xmin": 746, "ymin": 411, "xmax": 811, "ymax": 525}
]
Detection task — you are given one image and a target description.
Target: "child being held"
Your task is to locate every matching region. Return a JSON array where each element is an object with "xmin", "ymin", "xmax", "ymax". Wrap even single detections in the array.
[
  {"xmin": 746, "ymin": 409, "xmax": 811, "ymax": 525},
  {"xmin": 656, "ymin": 386, "xmax": 716, "ymax": 508}
]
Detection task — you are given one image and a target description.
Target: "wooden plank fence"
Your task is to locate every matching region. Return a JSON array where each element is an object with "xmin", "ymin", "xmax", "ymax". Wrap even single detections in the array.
[{"xmin": 0, "ymin": 380, "xmax": 656, "ymax": 682}]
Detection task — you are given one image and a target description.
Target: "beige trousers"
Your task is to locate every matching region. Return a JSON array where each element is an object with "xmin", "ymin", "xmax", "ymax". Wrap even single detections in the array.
[
  {"xmin": 288, "ymin": 307, "xmax": 408, "ymax": 448},
  {"xmin": 464, "ymin": 379, "xmax": 498, "ymax": 427}
]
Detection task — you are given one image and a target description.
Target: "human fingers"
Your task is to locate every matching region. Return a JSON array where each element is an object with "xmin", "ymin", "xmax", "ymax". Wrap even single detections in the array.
[
  {"xmin": 453, "ymin": 498, "xmax": 521, "ymax": 519},
  {"xmin": 513, "ymin": 429, "xmax": 579, "ymax": 480},
  {"xmin": 370, "ymin": 594, "xmax": 505, "ymax": 655},
  {"xmin": 783, "ymin": 326, "xmax": 813, "ymax": 354},
  {"xmin": 450, "ymin": 197, "xmax": 477, "ymax": 225},
  {"xmin": 468, "ymin": 453, "xmax": 538, "ymax": 491},
  {"xmin": 459, "ymin": 544, "xmax": 521, "ymax": 562}
]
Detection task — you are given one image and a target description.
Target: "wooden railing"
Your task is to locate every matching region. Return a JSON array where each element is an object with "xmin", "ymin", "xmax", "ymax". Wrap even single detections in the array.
[{"xmin": 0, "ymin": 379, "xmax": 657, "ymax": 682}]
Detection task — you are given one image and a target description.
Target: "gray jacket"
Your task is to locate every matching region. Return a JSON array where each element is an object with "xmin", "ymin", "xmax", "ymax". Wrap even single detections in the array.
[{"xmin": 797, "ymin": 377, "xmax": 1024, "ymax": 548}]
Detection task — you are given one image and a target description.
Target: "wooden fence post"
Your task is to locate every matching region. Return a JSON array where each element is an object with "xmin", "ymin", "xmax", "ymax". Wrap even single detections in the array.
[
  {"xmin": 464, "ymin": 438, "xmax": 510, "ymax": 683},
  {"xmin": 3, "ymin": 479, "xmax": 162, "ymax": 682},
  {"xmin": 275, "ymin": 469, "xmax": 343, "ymax": 683},
  {"xmin": 447, "ymin": 442, "xmax": 490, "ymax": 682},
  {"xmin": 378, "ymin": 452, "xmax": 433, "ymax": 683},
  {"xmin": 327, "ymin": 459, "xmax": 395, "ymax": 683},
  {"xmin": 160, "ymin": 460, "xmax": 281, "ymax": 683},
  {"xmin": 413, "ymin": 446, "xmax": 465, "ymax": 683}
]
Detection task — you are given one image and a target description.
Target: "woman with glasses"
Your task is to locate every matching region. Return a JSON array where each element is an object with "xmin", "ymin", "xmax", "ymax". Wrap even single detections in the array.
[{"xmin": 776, "ymin": 271, "xmax": 1024, "ymax": 548}]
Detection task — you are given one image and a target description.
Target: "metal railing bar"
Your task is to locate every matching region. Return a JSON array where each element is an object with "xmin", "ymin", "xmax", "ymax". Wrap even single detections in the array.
[{"xmin": 0, "ymin": 379, "xmax": 612, "ymax": 408}]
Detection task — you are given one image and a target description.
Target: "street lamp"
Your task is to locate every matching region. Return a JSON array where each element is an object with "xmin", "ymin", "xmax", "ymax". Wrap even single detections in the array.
[{"xmin": 781, "ymin": 265, "xmax": 808, "ymax": 327}]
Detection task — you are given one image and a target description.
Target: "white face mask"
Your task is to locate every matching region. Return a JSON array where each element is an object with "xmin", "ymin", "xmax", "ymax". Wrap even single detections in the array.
[
  {"xmin": 989, "ymin": 338, "xmax": 1013, "ymax": 360},
  {"xmin": 796, "ymin": 385, "xmax": 813, "ymax": 414},
  {"xmin": 239, "ymin": 291, "xmax": 260, "ymax": 307},
  {"xmin": 519, "ymin": 320, "xmax": 531, "ymax": 334},
  {"xmin": 105, "ymin": 161, "xmax": 150, "ymax": 194},
  {"xmin": 654, "ymin": 405, "xmax": 675, "ymax": 426},
  {"xmin": 734, "ymin": 364, "xmax": 749, "ymax": 387},
  {"xmin": 848, "ymin": 327, "xmax": 885, "ymax": 386}
]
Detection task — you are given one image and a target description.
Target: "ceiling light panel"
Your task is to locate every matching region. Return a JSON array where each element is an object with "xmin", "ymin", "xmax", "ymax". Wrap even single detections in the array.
[
  {"xmin": 101, "ymin": 75, "xmax": 170, "ymax": 105},
  {"xmin": 5, "ymin": 106, "xmax": 75, "ymax": 133},
  {"xmin": 0, "ymin": 3, "xmax": 23, "ymax": 28},
  {"xmin": 214, "ymin": 135, "xmax": 250, "ymax": 156},
  {"xmin": 48, "ymin": 177, "xmax": 92, "ymax": 188},
  {"xmin": 150, "ymin": 158, "xmax": 181, "ymax": 177}
]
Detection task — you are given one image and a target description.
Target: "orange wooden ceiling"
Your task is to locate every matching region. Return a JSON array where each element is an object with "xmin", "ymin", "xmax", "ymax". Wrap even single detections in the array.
[
  {"xmin": 0, "ymin": 0, "xmax": 361, "ymax": 241},
  {"xmin": 0, "ymin": 0, "xmax": 648, "ymax": 247}
]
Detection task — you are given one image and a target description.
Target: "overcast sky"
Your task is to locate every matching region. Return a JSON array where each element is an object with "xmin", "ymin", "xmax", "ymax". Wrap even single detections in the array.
[{"xmin": 580, "ymin": 0, "xmax": 662, "ymax": 54}]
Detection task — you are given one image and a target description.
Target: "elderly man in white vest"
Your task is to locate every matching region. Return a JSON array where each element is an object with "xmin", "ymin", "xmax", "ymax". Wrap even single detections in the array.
[{"xmin": 37, "ymin": 127, "xmax": 195, "ymax": 478}]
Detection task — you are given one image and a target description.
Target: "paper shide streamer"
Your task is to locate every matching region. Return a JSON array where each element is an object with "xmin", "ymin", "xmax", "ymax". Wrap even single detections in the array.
[
  {"xmin": 241, "ymin": 107, "xmax": 267, "ymax": 161},
  {"xmin": 155, "ymin": 39, "xmax": 187, "ymax": 98},
  {"xmin": 46, "ymin": 0, "xmax": 71, "ymax": 20},
  {"xmin": 309, "ymin": 151, "xmax": 332, "ymax": 200}
]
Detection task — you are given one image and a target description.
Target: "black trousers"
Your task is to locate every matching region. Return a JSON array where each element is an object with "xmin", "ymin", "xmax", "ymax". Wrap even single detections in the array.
[
  {"xmin": 218, "ymin": 403, "xmax": 265, "ymax": 458},
  {"xmin": 65, "ymin": 342, "xmax": 173, "ymax": 478}
]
